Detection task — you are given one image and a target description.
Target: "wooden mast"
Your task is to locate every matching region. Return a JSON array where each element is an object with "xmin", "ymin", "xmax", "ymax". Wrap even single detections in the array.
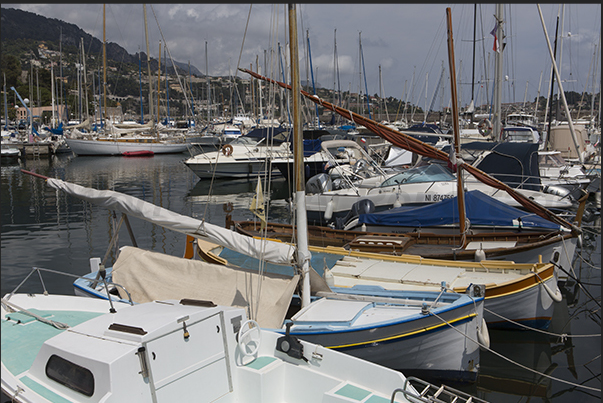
[{"xmin": 446, "ymin": 7, "xmax": 467, "ymax": 249}]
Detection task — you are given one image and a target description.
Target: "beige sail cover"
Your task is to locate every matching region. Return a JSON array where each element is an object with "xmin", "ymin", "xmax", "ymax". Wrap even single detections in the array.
[{"xmin": 112, "ymin": 246, "xmax": 299, "ymax": 329}]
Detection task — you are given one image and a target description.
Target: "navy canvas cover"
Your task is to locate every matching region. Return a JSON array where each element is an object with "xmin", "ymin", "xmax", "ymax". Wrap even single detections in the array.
[{"xmin": 358, "ymin": 189, "xmax": 560, "ymax": 230}]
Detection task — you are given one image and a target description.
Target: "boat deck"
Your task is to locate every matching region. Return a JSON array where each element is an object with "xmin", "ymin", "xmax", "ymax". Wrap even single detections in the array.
[{"xmin": 1, "ymin": 309, "xmax": 103, "ymax": 376}]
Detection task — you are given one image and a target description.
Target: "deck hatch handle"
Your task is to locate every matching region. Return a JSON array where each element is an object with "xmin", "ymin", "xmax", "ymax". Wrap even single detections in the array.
[
  {"xmin": 108, "ymin": 323, "xmax": 147, "ymax": 335},
  {"xmin": 180, "ymin": 298, "xmax": 216, "ymax": 307}
]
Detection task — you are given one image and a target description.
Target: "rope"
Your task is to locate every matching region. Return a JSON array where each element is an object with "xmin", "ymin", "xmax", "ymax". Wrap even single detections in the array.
[
  {"xmin": 483, "ymin": 307, "xmax": 601, "ymax": 340},
  {"xmin": 1, "ymin": 297, "xmax": 70, "ymax": 330},
  {"xmin": 430, "ymin": 310, "xmax": 601, "ymax": 393}
]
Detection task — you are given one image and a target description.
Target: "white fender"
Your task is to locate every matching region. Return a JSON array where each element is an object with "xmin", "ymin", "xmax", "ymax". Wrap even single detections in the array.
[
  {"xmin": 324, "ymin": 199, "xmax": 335, "ymax": 220},
  {"xmin": 542, "ymin": 279, "xmax": 563, "ymax": 303},
  {"xmin": 477, "ymin": 318, "xmax": 490, "ymax": 349},
  {"xmin": 393, "ymin": 195, "xmax": 402, "ymax": 208},
  {"xmin": 323, "ymin": 267, "xmax": 334, "ymax": 287}
]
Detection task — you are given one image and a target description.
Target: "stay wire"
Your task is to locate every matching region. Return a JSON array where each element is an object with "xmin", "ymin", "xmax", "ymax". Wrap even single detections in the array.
[{"xmin": 431, "ymin": 310, "xmax": 601, "ymax": 393}]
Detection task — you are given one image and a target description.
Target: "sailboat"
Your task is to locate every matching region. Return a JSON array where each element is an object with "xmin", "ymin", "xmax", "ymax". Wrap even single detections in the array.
[{"xmin": 65, "ymin": 5, "xmax": 188, "ymax": 157}]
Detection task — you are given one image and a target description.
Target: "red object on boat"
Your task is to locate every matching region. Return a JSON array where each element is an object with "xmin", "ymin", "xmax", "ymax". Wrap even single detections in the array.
[{"xmin": 122, "ymin": 151, "xmax": 154, "ymax": 157}]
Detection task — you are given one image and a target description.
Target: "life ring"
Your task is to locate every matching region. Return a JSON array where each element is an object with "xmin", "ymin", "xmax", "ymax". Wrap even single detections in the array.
[
  {"xmin": 33, "ymin": 136, "xmax": 41, "ymax": 143},
  {"xmin": 221, "ymin": 144, "xmax": 233, "ymax": 156},
  {"xmin": 477, "ymin": 119, "xmax": 492, "ymax": 137}
]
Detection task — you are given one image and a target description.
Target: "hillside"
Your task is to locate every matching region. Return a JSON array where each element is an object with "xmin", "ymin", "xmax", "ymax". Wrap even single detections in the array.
[{"xmin": 0, "ymin": 7, "xmax": 202, "ymax": 76}]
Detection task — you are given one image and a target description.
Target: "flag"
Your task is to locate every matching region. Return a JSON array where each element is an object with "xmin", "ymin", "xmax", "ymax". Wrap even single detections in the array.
[
  {"xmin": 490, "ymin": 22, "xmax": 499, "ymax": 52},
  {"xmin": 250, "ymin": 178, "xmax": 266, "ymax": 230}
]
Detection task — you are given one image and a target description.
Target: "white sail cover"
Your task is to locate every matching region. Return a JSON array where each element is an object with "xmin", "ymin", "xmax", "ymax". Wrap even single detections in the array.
[{"xmin": 46, "ymin": 178, "xmax": 295, "ymax": 265}]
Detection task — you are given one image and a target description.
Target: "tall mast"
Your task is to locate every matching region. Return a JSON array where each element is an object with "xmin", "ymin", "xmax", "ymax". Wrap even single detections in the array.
[
  {"xmin": 470, "ymin": 3, "xmax": 477, "ymax": 115},
  {"xmin": 206, "ymin": 41, "xmax": 210, "ymax": 125},
  {"xmin": 81, "ymin": 37, "xmax": 89, "ymax": 121},
  {"xmin": 157, "ymin": 40, "xmax": 161, "ymax": 125},
  {"xmin": 289, "ymin": 3, "xmax": 311, "ymax": 309},
  {"xmin": 50, "ymin": 65, "xmax": 56, "ymax": 128},
  {"xmin": 143, "ymin": 4, "xmax": 154, "ymax": 126},
  {"xmin": 537, "ymin": 4, "xmax": 584, "ymax": 164},
  {"xmin": 492, "ymin": 4, "xmax": 503, "ymax": 141},
  {"xmin": 3, "ymin": 73, "xmax": 8, "ymax": 130},
  {"xmin": 103, "ymin": 5, "xmax": 107, "ymax": 126},
  {"xmin": 446, "ymin": 7, "xmax": 467, "ymax": 249},
  {"xmin": 165, "ymin": 44, "xmax": 170, "ymax": 124}
]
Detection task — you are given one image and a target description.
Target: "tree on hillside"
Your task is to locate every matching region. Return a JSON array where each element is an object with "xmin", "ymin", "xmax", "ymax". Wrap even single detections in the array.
[{"xmin": 1, "ymin": 54, "xmax": 22, "ymax": 87}]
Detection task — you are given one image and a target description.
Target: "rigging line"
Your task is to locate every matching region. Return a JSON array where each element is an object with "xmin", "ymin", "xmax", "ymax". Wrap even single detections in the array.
[
  {"xmin": 483, "ymin": 308, "xmax": 601, "ymax": 339},
  {"xmin": 431, "ymin": 310, "xmax": 602, "ymax": 393},
  {"xmin": 553, "ymin": 262, "xmax": 602, "ymax": 309}
]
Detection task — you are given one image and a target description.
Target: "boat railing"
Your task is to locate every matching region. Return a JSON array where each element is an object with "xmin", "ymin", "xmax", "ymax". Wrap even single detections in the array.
[
  {"xmin": 390, "ymin": 376, "xmax": 490, "ymax": 403},
  {"xmin": 4, "ymin": 267, "xmax": 134, "ymax": 306}
]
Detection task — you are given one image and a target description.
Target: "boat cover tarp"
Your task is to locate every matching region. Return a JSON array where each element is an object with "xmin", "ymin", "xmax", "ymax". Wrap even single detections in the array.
[
  {"xmin": 112, "ymin": 246, "xmax": 298, "ymax": 329},
  {"xmin": 243, "ymin": 127, "xmax": 289, "ymax": 144},
  {"xmin": 442, "ymin": 141, "xmax": 541, "ymax": 191},
  {"xmin": 359, "ymin": 189, "xmax": 561, "ymax": 230},
  {"xmin": 46, "ymin": 178, "xmax": 295, "ymax": 265}
]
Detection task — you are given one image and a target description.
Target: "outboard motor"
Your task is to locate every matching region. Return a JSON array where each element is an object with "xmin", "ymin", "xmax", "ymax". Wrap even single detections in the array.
[
  {"xmin": 306, "ymin": 173, "xmax": 332, "ymax": 194},
  {"xmin": 335, "ymin": 199, "xmax": 375, "ymax": 229}
]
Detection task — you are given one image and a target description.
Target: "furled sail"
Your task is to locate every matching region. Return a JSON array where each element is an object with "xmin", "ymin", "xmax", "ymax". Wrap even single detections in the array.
[
  {"xmin": 46, "ymin": 177, "xmax": 295, "ymax": 264},
  {"xmin": 239, "ymin": 68, "xmax": 579, "ymax": 234}
]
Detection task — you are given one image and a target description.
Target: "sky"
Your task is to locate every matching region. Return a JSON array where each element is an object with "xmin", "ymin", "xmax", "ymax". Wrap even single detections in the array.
[{"xmin": 3, "ymin": 3, "xmax": 601, "ymax": 111}]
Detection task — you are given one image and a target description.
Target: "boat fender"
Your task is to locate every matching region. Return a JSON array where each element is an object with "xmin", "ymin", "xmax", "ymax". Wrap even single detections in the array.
[
  {"xmin": 474, "ymin": 245, "xmax": 486, "ymax": 262},
  {"xmin": 323, "ymin": 268, "xmax": 334, "ymax": 287},
  {"xmin": 324, "ymin": 199, "xmax": 335, "ymax": 220},
  {"xmin": 221, "ymin": 144, "xmax": 233, "ymax": 156},
  {"xmin": 543, "ymin": 184, "xmax": 571, "ymax": 198},
  {"xmin": 277, "ymin": 322, "xmax": 307, "ymax": 361},
  {"xmin": 393, "ymin": 195, "xmax": 402, "ymax": 208},
  {"xmin": 541, "ymin": 277, "xmax": 563, "ymax": 303},
  {"xmin": 477, "ymin": 318, "xmax": 490, "ymax": 349}
]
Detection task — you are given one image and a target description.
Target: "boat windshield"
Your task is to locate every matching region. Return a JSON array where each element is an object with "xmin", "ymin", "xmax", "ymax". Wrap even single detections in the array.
[
  {"xmin": 539, "ymin": 152, "xmax": 566, "ymax": 167},
  {"xmin": 380, "ymin": 164, "xmax": 455, "ymax": 187},
  {"xmin": 231, "ymin": 136, "xmax": 261, "ymax": 146},
  {"xmin": 502, "ymin": 128, "xmax": 539, "ymax": 143}
]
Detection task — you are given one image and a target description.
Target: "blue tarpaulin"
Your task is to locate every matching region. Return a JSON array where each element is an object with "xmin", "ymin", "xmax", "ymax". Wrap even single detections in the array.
[{"xmin": 358, "ymin": 190, "xmax": 560, "ymax": 230}]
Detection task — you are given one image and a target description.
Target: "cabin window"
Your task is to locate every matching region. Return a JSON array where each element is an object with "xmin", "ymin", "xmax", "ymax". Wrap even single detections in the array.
[{"xmin": 46, "ymin": 355, "xmax": 95, "ymax": 397}]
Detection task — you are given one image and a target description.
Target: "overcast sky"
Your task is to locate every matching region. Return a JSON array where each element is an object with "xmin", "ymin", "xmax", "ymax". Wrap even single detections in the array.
[{"xmin": 3, "ymin": 3, "xmax": 601, "ymax": 111}]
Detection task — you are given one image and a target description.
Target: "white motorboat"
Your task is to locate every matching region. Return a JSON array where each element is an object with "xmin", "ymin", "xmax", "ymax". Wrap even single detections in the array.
[
  {"xmin": 183, "ymin": 134, "xmax": 291, "ymax": 179},
  {"xmin": 3, "ymin": 289, "xmax": 487, "ymax": 403}
]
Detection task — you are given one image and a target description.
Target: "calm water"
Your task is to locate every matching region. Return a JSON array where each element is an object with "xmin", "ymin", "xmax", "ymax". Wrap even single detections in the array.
[{"xmin": 1, "ymin": 153, "xmax": 601, "ymax": 402}]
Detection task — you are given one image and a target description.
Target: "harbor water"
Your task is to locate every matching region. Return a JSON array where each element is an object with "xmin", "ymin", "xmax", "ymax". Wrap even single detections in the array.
[{"xmin": 1, "ymin": 152, "xmax": 601, "ymax": 402}]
